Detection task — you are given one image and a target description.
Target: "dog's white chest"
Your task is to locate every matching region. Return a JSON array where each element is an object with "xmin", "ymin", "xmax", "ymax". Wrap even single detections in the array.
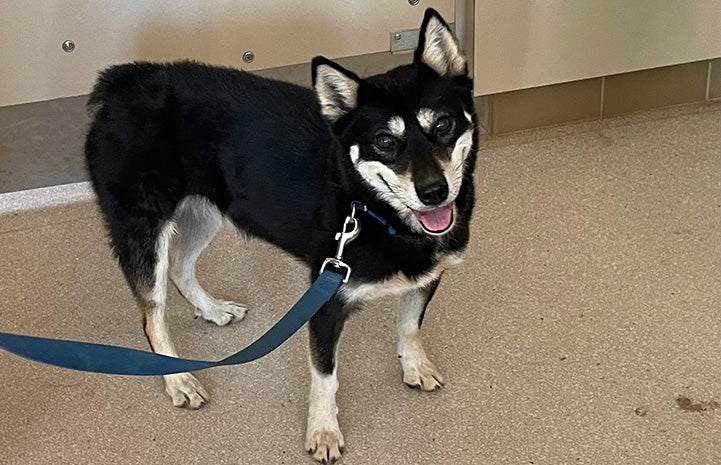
[{"xmin": 338, "ymin": 252, "xmax": 463, "ymax": 304}]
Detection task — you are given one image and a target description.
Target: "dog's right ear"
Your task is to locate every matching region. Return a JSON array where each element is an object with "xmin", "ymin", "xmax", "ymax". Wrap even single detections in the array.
[
  {"xmin": 312, "ymin": 57, "xmax": 361, "ymax": 123},
  {"xmin": 414, "ymin": 8, "xmax": 467, "ymax": 78}
]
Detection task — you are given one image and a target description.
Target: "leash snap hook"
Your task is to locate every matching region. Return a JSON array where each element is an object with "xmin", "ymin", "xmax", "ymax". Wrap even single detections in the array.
[
  {"xmin": 333, "ymin": 216, "xmax": 360, "ymax": 260},
  {"xmin": 320, "ymin": 212, "xmax": 361, "ymax": 284}
]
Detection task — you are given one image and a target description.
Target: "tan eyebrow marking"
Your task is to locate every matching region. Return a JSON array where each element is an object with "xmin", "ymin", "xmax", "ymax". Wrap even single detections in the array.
[{"xmin": 387, "ymin": 116, "xmax": 406, "ymax": 138}]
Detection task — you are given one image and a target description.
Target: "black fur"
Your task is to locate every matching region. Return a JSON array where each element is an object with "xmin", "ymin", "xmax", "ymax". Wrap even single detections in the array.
[{"xmin": 308, "ymin": 297, "xmax": 347, "ymax": 374}]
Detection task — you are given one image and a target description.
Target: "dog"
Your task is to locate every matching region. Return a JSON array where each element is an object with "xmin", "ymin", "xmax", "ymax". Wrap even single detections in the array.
[{"xmin": 84, "ymin": 8, "xmax": 477, "ymax": 463}]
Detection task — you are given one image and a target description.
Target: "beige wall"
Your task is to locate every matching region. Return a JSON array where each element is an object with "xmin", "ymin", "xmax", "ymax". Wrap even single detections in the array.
[
  {"xmin": 0, "ymin": 1, "xmax": 453, "ymax": 106},
  {"xmin": 473, "ymin": 0, "xmax": 721, "ymax": 95}
]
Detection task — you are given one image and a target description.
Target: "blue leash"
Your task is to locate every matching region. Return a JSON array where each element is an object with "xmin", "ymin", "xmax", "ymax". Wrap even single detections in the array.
[
  {"xmin": 0, "ymin": 270, "xmax": 343, "ymax": 376},
  {"xmin": 0, "ymin": 202, "xmax": 393, "ymax": 376}
]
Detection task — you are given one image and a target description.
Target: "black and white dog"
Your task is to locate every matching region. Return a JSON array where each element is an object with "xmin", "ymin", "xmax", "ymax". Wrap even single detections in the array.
[{"xmin": 85, "ymin": 8, "xmax": 477, "ymax": 463}]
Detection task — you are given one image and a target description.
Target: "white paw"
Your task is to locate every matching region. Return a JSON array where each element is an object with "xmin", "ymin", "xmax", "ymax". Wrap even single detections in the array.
[
  {"xmin": 305, "ymin": 427, "xmax": 345, "ymax": 464},
  {"xmin": 402, "ymin": 357, "xmax": 445, "ymax": 391},
  {"xmin": 164, "ymin": 373, "xmax": 209, "ymax": 409},
  {"xmin": 195, "ymin": 299, "xmax": 248, "ymax": 326}
]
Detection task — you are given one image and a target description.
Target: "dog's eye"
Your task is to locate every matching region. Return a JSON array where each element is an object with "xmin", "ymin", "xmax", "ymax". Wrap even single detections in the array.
[
  {"xmin": 374, "ymin": 133, "xmax": 397, "ymax": 152},
  {"xmin": 434, "ymin": 116, "xmax": 454, "ymax": 136}
]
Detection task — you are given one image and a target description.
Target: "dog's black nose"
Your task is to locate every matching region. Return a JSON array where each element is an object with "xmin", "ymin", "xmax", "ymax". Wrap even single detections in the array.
[{"xmin": 416, "ymin": 180, "xmax": 449, "ymax": 206}]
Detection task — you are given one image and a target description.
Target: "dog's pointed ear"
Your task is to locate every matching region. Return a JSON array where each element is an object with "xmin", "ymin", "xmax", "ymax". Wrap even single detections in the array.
[
  {"xmin": 414, "ymin": 8, "xmax": 467, "ymax": 77},
  {"xmin": 312, "ymin": 57, "xmax": 361, "ymax": 123}
]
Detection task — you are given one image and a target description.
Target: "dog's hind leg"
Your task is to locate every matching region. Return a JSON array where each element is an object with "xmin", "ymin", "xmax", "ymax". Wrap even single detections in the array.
[
  {"xmin": 110, "ymin": 213, "xmax": 209, "ymax": 410},
  {"xmin": 141, "ymin": 220, "xmax": 210, "ymax": 409},
  {"xmin": 169, "ymin": 196, "xmax": 247, "ymax": 326},
  {"xmin": 397, "ymin": 276, "xmax": 444, "ymax": 391}
]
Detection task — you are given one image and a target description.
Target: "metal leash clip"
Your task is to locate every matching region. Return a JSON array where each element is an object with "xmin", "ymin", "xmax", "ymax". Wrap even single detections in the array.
[{"xmin": 320, "ymin": 207, "xmax": 361, "ymax": 283}]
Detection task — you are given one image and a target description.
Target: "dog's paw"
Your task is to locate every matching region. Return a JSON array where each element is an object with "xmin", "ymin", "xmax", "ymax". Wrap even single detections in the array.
[
  {"xmin": 402, "ymin": 357, "xmax": 445, "ymax": 392},
  {"xmin": 164, "ymin": 373, "xmax": 209, "ymax": 409},
  {"xmin": 194, "ymin": 299, "xmax": 248, "ymax": 326},
  {"xmin": 305, "ymin": 427, "xmax": 345, "ymax": 464}
]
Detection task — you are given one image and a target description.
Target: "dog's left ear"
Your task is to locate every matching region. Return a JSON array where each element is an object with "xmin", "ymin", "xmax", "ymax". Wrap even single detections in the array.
[
  {"xmin": 312, "ymin": 57, "xmax": 361, "ymax": 123},
  {"xmin": 414, "ymin": 8, "xmax": 467, "ymax": 78}
]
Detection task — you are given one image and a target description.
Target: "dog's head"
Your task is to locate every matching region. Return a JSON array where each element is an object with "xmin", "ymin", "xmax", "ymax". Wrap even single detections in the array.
[{"xmin": 312, "ymin": 8, "xmax": 475, "ymax": 236}]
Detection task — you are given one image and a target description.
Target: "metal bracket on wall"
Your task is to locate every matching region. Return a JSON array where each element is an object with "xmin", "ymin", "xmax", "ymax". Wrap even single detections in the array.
[{"xmin": 390, "ymin": 23, "xmax": 455, "ymax": 54}]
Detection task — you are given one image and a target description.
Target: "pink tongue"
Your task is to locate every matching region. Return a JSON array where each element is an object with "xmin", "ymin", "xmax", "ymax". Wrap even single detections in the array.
[{"xmin": 414, "ymin": 204, "xmax": 454, "ymax": 232}]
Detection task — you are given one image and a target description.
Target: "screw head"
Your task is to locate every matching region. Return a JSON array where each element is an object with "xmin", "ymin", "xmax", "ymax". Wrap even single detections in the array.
[
  {"xmin": 408, "ymin": 0, "xmax": 420, "ymax": 5},
  {"xmin": 394, "ymin": 33, "xmax": 402, "ymax": 41},
  {"xmin": 242, "ymin": 51, "xmax": 255, "ymax": 64},
  {"xmin": 62, "ymin": 40, "xmax": 75, "ymax": 53}
]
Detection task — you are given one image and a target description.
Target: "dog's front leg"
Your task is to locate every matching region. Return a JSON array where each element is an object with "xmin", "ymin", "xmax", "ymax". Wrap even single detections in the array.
[
  {"xmin": 397, "ymin": 275, "xmax": 444, "ymax": 391},
  {"xmin": 306, "ymin": 296, "xmax": 348, "ymax": 463}
]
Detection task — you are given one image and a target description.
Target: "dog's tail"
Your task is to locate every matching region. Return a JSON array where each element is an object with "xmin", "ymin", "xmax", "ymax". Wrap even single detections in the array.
[
  {"xmin": 86, "ymin": 65, "xmax": 123, "ymax": 118},
  {"xmin": 85, "ymin": 62, "xmax": 162, "ymax": 118}
]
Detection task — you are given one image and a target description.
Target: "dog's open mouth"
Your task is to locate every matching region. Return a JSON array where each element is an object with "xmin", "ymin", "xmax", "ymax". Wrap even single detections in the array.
[{"xmin": 413, "ymin": 203, "xmax": 454, "ymax": 235}]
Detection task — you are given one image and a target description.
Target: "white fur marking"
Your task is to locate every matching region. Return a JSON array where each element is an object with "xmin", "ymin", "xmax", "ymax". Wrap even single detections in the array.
[
  {"xmin": 339, "ymin": 253, "xmax": 462, "ymax": 304},
  {"xmin": 451, "ymin": 129, "xmax": 473, "ymax": 166},
  {"xmin": 151, "ymin": 220, "xmax": 175, "ymax": 308},
  {"xmin": 349, "ymin": 144, "xmax": 361, "ymax": 164},
  {"xmin": 143, "ymin": 220, "xmax": 176, "ymax": 360},
  {"xmin": 170, "ymin": 196, "xmax": 247, "ymax": 326},
  {"xmin": 306, "ymin": 363, "xmax": 344, "ymax": 462},
  {"xmin": 387, "ymin": 116, "xmax": 406, "ymax": 138},
  {"xmin": 416, "ymin": 107, "xmax": 438, "ymax": 132},
  {"xmin": 440, "ymin": 128, "xmax": 474, "ymax": 209},
  {"xmin": 397, "ymin": 288, "xmax": 443, "ymax": 390},
  {"xmin": 398, "ymin": 289, "xmax": 427, "ymax": 337}
]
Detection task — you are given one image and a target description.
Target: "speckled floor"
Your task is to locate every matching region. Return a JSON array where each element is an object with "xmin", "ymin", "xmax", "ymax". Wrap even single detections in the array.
[{"xmin": 1, "ymin": 102, "xmax": 720, "ymax": 465}]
